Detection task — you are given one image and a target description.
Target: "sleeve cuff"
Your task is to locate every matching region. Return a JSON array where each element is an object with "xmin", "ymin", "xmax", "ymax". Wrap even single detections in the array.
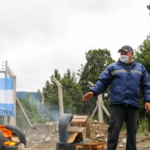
[{"xmin": 89, "ymin": 90, "xmax": 96, "ymax": 97}]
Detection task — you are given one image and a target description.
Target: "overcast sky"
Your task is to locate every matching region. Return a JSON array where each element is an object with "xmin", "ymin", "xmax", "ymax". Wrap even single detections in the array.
[{"xmin": 0, "ymin": 0, "xmax": 150, "ymax": 91}]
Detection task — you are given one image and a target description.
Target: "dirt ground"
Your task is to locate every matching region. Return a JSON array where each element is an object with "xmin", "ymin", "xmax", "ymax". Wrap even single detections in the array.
[{"xmin": 20, "ymin": 120, "xmax": 150, "ymax": 150}]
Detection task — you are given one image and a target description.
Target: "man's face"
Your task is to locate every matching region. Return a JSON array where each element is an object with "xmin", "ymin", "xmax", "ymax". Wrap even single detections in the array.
[{"xmin": 120, "ymin": 50, "xmax": 134, "ymax": 60}]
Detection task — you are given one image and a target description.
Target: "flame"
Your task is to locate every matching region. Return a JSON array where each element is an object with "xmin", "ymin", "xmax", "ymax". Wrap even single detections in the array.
[
  {"xmin": 3, "ymin": 141, "xmax": 16, "ymax": 146},
  {"xmin": 0, "ymin": 125, "xmax": 17, "ymax": 146}
]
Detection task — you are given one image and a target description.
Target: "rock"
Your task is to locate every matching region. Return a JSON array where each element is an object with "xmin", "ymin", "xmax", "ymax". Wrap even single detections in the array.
[
  {"xmin": 94, "ymin": 120, "xmax": 98, "ymax": 123},
  {"xmin": 145, "ymin": 145, "xmax": 149, "ymax": 148},
  {"xmin": 96, "ymin": 130, "xmax": 99, "ymax": 133},
  {"xmin": 96, "ymin": 134, "xmax": 101, "ymax": 138},
  {"xmin": 45, "ymin": 137, "xmax": 51, "ymax": 142},
  {"xmin": 46, "ymin": 122, "xmax": 53, "ymax": 126},
  {"xmin": 119, "ymin": 145, "xmax": 124, "ymax": 148},
  {"xmin": 32, "ymin": 126, "xmax": 36, "ymax": 130},
  {"xmin": 55, "ymin": 127, "xmax": 58, "ymax": 132},
  {"xmin": 98, "ymin": 138, "xmax": 102, "ymax": 142},
  {"xmin": 54, "ymin": 122, "xmax": 59, "ymax": 125},
  {"xmin": 101, "ymin": 134, "xmax": 104, "ymax": 137},
  {"xmin": 122, "ymin": 138, "xmax": 126, "ymax": 144},
  {"xmin": 39, "ymin": 140, "xmax": 43, "ymax": 143},
  {"xmin": 17, "ymin": 143, "xmax": 25, "ymax": 148}
]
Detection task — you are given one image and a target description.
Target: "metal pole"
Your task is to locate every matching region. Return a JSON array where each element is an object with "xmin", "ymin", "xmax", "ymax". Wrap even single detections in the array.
[
  {"xmin": 7, "ymin": 66, "xmax": 16, "ymax": 126},
  {"xmin": 4, "ymin": 61, "xmax": 8, "ymax": 125},
  {"xmin": 16, "ymin": 97, "xmax": 32, "ymax": 127},
  {"xmin": 51, "ymin": 76, "xmax": 64, "ymax": 115}
]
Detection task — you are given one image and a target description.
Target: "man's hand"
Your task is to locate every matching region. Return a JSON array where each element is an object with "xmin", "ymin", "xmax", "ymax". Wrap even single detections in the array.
[
  {"xmin": 82, "ymin": 92, "xmax": 94, "ymax": 101},
  {"xmin": 145, "ymin": 102, "xmax": 150, "ymax": 113}
]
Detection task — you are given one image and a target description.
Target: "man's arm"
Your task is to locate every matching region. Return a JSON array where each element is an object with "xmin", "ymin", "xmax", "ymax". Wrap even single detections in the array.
[
  {"xmin": 82, "ymin": 66, "xmax": 112, "ymax": 101},
  {"xmin": 141, "ymin": 66, "xmax": 150, "ymax": 113},
  {"xmin": 82, "ymin": 92, "xmax": 93, "ymax": 101}
]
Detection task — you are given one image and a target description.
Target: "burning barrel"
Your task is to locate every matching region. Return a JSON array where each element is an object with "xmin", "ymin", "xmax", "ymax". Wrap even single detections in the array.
[{"xmin": 0, "ymin": 125, "xmax": 26, "ymax": 150}]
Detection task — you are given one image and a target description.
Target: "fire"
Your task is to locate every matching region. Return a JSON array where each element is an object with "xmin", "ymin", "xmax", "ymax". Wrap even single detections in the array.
[{"xmin": 0, "ymin": 125, "xmax": 17, "ymax": 146}]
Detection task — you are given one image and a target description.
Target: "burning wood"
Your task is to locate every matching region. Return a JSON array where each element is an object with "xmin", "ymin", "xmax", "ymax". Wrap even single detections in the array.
[
  {"xmin": 11, "ymin": 137, "xmax": 20, "ymax": 143},
  {"xmin": 0, "ymin": 125, "xmax": 20, "ymax": 147}
]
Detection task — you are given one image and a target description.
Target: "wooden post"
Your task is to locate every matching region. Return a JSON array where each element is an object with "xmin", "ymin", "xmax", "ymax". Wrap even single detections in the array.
[{"xmin": 51, "ymin": 76, "xmax": 64, "ymax": 115}]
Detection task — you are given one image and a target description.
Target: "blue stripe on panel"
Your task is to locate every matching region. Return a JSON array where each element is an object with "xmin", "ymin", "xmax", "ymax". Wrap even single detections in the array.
[
  {"xmin": 0, "ymin": 77, "xmax": 13, "ymax": 90},
  {"xmin": 0, "ymin": 103, "xmax": 14, "ymax": 116}
]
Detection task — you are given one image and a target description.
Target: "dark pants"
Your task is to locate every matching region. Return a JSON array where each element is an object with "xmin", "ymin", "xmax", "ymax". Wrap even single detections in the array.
[{"xmin": 107, "ymin": 104, "xmax": 139, "ymax": 150}]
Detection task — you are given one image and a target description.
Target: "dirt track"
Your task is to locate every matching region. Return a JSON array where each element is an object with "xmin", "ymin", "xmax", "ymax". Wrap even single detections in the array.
[{"xmin": 21, "ymin": 121, "xmax": 150, "ymax": 150}]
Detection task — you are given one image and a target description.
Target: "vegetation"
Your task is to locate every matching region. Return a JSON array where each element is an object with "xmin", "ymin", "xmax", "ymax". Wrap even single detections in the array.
[
  {"xmin": 78, "ymin": 48, "xmax": 115, "ymax": 91},
  {"xmin": 43, "ymin": 69, "xmax": 83, "ymax": 115},
  {"xmin": 16, "ymin": 93, "xmax": 46, "ymax": 130}
]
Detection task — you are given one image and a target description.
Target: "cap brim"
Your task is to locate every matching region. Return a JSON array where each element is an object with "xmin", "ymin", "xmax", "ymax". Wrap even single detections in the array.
[{"xmin": 118, "ymin": 49, "xmax": 129, "ymax": 53}]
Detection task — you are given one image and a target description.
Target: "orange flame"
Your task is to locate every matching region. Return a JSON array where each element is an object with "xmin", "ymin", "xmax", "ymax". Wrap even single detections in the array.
[{"xmin": 0, "ymin": 125, "xmax": 17, "ymax": 146}]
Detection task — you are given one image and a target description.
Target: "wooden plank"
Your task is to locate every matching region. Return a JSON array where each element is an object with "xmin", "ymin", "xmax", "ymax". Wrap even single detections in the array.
[
  {"xmin": 73, "ymin": 115, "xmax": 88, "ymax": 118},
  {"xmin": 11, "ymin": 137, "xmax": 20, "ymax": 143},
  {"xmin": 67, "ymin": 133, "xmax": 78, "ymax": 143},
  {"xmin": 68, "ymin": 126, "xmax": 85, "ymax": 132},
  {"xmin": 76, "ymin": 143, "xmax": 104, "ymax": 150},
  {"xmin": 71, "ymin": 115, "xmax": 90, "ymax": 138},
  {"xmin": 68, "ymin": 127, "xmax": 86, "ymax": 143},
  {"xmin": 72, "ymin": 119, "xmax": 86, "ymax": 122}
]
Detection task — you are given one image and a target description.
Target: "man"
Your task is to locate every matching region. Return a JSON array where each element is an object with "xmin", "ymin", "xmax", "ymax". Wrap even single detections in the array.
[{"xmin": 82, "ymin": 45, "xmax": 150, "ymax": 150}]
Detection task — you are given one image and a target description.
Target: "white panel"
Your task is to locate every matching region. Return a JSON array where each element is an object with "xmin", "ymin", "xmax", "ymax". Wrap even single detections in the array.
[{"xmin": 0, "ymin": 90, "xmax": 13, "ymax": 104}]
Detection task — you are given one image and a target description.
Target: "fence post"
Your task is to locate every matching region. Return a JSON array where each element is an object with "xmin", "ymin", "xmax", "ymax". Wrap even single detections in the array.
[
  {"xmin": 51, "ymin": 76, "xmax": 64, "ymax": 115},
  {"xmin": 4, "ymin": 61, "xmax": 8, "ymax": 124},
  {"xmin": 16, "ymin": 97, "xmax": 32, "ymax": 127},
  {"xmin": 38, "ymin": 89, "xmax": 44, "ymax": 105},
  {"xmin": 90, "ymin": 101, "xmax": 98, "ymax": 120},
  {"xmin": 88, "ymin": 81, "xmax": 110, "ymax": 123},
  {"xmin": 98, "ymin": 94, "xmax": 103, "ymax": 123},
  {"xmin": 7, "ymin": 66, "xmax": 16, "ymax": 126}
]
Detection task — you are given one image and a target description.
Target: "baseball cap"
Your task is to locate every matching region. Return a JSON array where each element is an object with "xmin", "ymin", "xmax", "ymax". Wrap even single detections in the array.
[{"xmin": 118, "ymin": 45, "xmax": 133, "ymax": 53}]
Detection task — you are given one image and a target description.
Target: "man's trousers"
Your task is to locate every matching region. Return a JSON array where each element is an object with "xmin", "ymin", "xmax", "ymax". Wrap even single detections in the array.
[{"xmin": 107, "ymin": 104, "xmax": 139, "ymax": 150}]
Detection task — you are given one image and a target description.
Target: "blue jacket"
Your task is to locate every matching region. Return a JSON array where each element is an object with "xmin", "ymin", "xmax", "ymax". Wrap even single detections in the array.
[{"xmin": 90, "ymin": 61, "xmax": 150, "ymax": 108}]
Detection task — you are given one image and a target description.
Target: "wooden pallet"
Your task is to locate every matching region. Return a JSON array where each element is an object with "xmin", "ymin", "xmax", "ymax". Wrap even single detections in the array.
[
  {"xmin": 76, "ymin": 142, "xmax": 104, "ymax": 150},
  {"xmin": 71, "ymin": 115, "xmax": 90, "ymax": 138}
]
